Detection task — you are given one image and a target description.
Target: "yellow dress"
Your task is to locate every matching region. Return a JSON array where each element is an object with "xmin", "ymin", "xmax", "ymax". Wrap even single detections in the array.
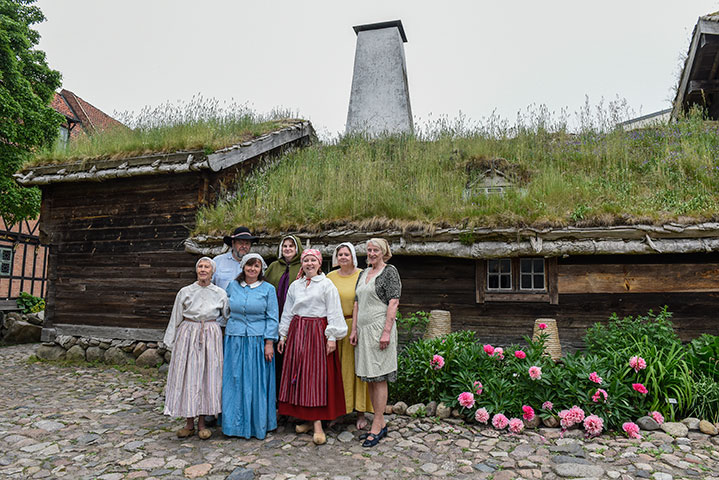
[{"xmin": 327, "ymin": 269, "xmax": 373, "ymax": 414}]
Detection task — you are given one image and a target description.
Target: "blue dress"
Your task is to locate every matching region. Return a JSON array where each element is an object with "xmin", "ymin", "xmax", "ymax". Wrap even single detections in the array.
[{"xmin": 222, "ymin": 280, "xmax": 279, "ymax": 439}]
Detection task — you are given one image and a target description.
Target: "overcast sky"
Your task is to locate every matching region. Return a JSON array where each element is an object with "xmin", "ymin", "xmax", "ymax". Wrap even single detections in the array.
[{"xmin": 35, "ymin": 1, "xmax": 719, "ymax": 139}]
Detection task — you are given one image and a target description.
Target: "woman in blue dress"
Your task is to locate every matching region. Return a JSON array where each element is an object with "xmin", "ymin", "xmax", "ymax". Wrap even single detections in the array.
[{"xmin": 222, "ymin": 253, "xmax": 279, "ymax": 439}]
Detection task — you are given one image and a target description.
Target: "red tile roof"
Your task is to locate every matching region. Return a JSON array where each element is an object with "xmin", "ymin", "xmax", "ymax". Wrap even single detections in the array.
[{"xmin": 51, "ymin": 89, "xmax": 125, "ymax": 139}]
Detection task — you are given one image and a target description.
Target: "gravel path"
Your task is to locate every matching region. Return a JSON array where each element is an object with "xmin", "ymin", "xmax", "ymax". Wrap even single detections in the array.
[{"xmin": 1, "ymin": 343, "xmax": 718, "ymax": 480}]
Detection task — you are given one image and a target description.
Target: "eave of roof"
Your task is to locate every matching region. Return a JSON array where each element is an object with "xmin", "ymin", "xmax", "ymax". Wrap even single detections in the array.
[
  {"xmin": 185, "ymin": 222, "xmax": 719, "ymax": 260},
  {"xmin": 15, "ymin": 120, "xmax": 314, "ymax": 185}
]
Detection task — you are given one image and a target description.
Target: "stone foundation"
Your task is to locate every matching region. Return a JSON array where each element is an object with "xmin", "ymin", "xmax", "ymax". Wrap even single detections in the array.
[
  {"xmin": 0, "ymin": 311, "xmax": 43, "ymax": 343},
  {"xmin": 35, "ymin": 334, "xmax": 171, "ymax": 372}
]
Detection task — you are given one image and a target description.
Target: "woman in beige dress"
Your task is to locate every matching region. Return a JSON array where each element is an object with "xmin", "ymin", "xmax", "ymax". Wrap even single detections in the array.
[
  {"xmin": 350, "ymin": 238, "xmax": 401, "ymax": 447},
  {"xmin": 163, "ymin": 257, "xmax": 228, "ymax": 440}
]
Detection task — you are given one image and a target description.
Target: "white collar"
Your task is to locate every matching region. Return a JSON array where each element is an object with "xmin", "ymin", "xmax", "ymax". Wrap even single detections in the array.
[
  {"xmin": 240, "ymin": 280, "xmax": 263, "ymax": 289},
  {"xmin": 305, "ymin": 273, "xmax": 326, "ymax": 283}
]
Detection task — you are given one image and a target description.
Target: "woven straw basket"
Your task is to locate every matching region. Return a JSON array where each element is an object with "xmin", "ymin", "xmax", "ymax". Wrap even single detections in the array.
[
  {"xmin": 424, "ymin": 310, "xmax": 452, "ymax": 339},
  {"xmin": 532, "ymin": 318, "xmax": 562, "ymax": 360}
]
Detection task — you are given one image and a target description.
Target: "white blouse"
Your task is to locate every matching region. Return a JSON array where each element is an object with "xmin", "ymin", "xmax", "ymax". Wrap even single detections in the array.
[
  {"xmin": 279, "ymin": 273, "xmax": 347, "ymax": 341},
  {"xmin": 163, "ymin": 282, "xmax": 229, "ymax": 349}
]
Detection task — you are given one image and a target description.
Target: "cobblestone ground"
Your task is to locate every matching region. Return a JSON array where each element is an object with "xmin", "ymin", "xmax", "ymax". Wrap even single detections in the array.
[{"xmin": 1, "ymin": 344, "xmax": 718, "ymax": 480}]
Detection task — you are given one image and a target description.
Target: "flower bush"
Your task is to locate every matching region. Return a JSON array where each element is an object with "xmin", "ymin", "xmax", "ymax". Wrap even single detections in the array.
[{"xmin": 390, "ymin": 308, "xmax": 716, "ymax": 434}]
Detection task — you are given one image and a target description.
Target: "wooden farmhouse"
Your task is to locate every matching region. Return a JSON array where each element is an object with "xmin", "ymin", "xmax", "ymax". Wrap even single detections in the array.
[
  {"xmin": 188, "ymin": 224, "xmax": 719, "ymax": 351},
  {"xmin": 15, "ymin": 120, "xmax": 313, "ymax": 343}
]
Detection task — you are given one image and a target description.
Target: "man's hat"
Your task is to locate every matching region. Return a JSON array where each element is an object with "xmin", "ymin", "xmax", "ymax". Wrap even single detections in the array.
[{"xmin": 223, "ymin": 226, "xmax": 258, "ymax": 247}]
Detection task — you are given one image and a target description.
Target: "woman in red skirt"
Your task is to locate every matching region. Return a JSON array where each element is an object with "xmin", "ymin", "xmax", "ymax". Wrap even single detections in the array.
[{"xmin": 277, "ymin": 248, "xmax": 346, "ymax": 445}]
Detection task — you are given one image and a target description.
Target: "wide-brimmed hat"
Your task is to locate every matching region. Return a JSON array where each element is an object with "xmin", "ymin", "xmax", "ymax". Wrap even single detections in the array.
[{"xmin": 223, "ymin": 226, "xmax": 258, "ymax": 246}]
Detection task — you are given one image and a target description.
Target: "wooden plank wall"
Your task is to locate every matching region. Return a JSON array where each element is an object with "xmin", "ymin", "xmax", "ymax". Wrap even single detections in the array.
[
  {"xmin": 40, "ymin": 173, "xmax": 203, "ymax": 331},
  {"xmin": 392, "ymin": 253, "xmax": 719, "ymax": 351}
]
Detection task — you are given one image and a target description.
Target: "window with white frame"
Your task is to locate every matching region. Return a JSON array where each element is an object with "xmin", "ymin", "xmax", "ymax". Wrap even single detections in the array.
[
  {"xmin": 520, "ymin": 258, "xmax": 545, "ymax": 290},
  {"xmin": 476, "ymin": 257, "xmax": 557, "ymax": 304},
  {"xmin": 0, "ymin": 246, "xmax": 12, "ymax": 277}
]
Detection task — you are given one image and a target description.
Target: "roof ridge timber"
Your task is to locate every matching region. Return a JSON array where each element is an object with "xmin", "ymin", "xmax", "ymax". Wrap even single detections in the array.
[
  {"xmin": 185, "ymin": 222, "xmax": 719, "ymax": 259},
  {"xmin": 15, "ymin": 120, "xmax": 314, "ymax": 185}
]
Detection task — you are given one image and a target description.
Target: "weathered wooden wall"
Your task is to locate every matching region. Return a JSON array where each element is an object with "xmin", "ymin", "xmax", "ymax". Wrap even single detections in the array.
[
  {"xmin": 393, "ymin": 253, "xmax": 719, "ymax": 350},
  {"xmin": 40, "ymin": 173, "xmax": 202, "ymax": 331}
]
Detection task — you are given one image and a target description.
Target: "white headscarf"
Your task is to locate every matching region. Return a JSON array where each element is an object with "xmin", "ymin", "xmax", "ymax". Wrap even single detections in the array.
[
  {"xmin": 239, "ymin": 253, "xmax": 268, "ymax": 273},
  {"xmin": 195, "ymin": 256, "xmax": 216, "ymax": 272},
  {"xmin": 331, "ymin": 242, "xmax": 358, "ymax": 268}
]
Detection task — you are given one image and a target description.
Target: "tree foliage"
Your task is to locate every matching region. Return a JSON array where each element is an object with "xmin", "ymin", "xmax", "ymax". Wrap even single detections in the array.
[{"xmin": 0, "ymin": 0, "xmax": 62, "ymax": 225}]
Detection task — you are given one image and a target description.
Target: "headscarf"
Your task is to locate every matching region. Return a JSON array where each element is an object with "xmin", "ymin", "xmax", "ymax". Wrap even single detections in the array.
[
  {"xmin": 367, "ymin": 238, "xmax": 392, "ymax": 261},
  {"xmin": 239, "ymin": 253, "xmax": 268, "ymax": 273},
  {"xmin": 277, "ymin": 235, "xmax": 300, "ymax": 262},
  {"xmin": 331, "ymin": 242, "xmax": 358, "ymax": 268},
  {"xmin": 196, "ymin": 256, "xmax": 216, "ymax": 272},
  {"xmin": 296, "ymin": 248, "xmax": 322, "ymax": 279}
]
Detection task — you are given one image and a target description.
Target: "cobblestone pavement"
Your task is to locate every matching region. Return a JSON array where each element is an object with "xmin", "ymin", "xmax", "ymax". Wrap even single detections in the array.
[{"xmin": 1, "ymin": 344, "xmax": 718, "ymax": 480}]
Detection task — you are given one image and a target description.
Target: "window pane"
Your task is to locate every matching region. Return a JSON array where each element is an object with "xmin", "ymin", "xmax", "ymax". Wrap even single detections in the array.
[
  {"xmin": 1, "ymin": 249, "xmax": 11, "ymax": 261},
  {"xmin": 521, "ymin": 275, "xmax": 531, "ymax": 289},
  {"xmin": 533, "ymin": 259, "xmax": 544, "ymax": 272},
  {"xmin": 500, "ymin": 275, "xmax": 511, "ymax": 289},
  {"xmin": 534, "ymin": 274, "xmax": 544, "ymax": 289},
  {"xmin": 500, "ymin": 259, "xmax": 511, "ymax": 273},
  {"xmin": 488, "ymin": 276, "xmax": 498, "ymax": 289},
  {"xmin": 488, "ymin": 260, "xmax": 499, "ymax": 273},
  {"xmin": 0, "ymin": 263, "xmax": 9, "ymax": 275},
  {"xmin": 520, "ymin": 258, "xmax": 531, "ymax": 273}
]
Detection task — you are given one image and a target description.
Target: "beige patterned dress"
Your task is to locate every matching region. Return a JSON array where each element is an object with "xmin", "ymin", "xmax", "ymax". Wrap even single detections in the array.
[{"xmin": 354, "ymin": 265, "xmax": 401, "ymax": 382}]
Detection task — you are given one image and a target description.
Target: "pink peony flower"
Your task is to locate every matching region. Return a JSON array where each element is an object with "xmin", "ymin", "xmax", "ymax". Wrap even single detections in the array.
[
  {"xmin": 475, "ymin": 407, "xmax": 490, "ymax": 423},
  {"xmin": 591, "ymin": 388, "xmax": 608, "ymax": 403},
  {"xmin": 538, "ymin": 323, "xmax": 547, "ymax": 330},
  {"xmin": 522, "ymin": 405, "xmax": 535, "ymax": 421},
  {"xmin": 542, "ymin": 401, "xmax": 553, "ymax": 411},
  {"xmin": 583, "ymin": 414, "xmax": 604, "ymax": 437},
  {"xmin": 528, "ymin": 366, "xmax": 542, "ymax": 380},
  {"xmin": 649, "ymin": 411, "xmax": 664, "ymax": 425},
  {"xmin": 514, "ymin": 350, "xmax": 526, "ymax": 359},
  {"xmin": 632, "ymin": 383, "xmax": 648, "ymax": 394},
  {"xmin": 492, "ymin": 413, "xmax": 509, "ymax": 429},
  {"xmin": 430, "ymin": 354, "xmax": 445, "ymax": 370},
  {"xmin": 558, "ymin": 405, "xmax": 585, "ymax": 429},
  {"xmin": 588, "ymin": 371, "xmax": 603, "ymax": 384},
  {"xmin": 458, "ymin": 392, "xmax": 475, "ymax": 409},
  {"xmin": 508, "ymin": 418, "xmax": 525, "ymax": 434},
  {"xmin": 493, "ymin": 347, "xmax": 504, "ymax": 359},
  {"xmin": 483, "ymin": 344, "xmax": 495, "ymax": 355},
  {"xmin": 473, "ymin": 381, "xmax": 483, "ymax": 396},
  {"xmin": 629, "ymin": 356, "xmax": 647, "ymax": 372},
  {"xmin": 622, "ymin": 421, "xmax": 642, "ymax": 439}
]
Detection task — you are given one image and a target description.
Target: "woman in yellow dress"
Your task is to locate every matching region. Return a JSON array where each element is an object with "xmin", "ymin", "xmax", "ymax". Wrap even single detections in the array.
[{"xmin": 327, "ymin": 242, "xmax": 372, "ymax": 430}]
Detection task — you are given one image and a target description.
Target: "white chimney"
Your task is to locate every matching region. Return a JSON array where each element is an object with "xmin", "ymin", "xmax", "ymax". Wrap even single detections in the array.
[{"xmin": 345, "ymin": 20, "xmax": 413, "ymax": 137}]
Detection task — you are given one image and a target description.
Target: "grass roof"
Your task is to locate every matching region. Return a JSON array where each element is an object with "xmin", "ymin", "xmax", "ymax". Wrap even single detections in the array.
[
  {"xmin": 195, "ymin": 112, "xmax": 719, "ymax": 236},
  {"xmin": 27, "ymin": 97, "xmax": 301, "ymax": 167}
]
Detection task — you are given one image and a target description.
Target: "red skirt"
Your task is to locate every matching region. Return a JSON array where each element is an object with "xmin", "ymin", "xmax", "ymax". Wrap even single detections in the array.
[{"xmin": 278, "ymin": 316, "xmax": 346, "ymax": 421}]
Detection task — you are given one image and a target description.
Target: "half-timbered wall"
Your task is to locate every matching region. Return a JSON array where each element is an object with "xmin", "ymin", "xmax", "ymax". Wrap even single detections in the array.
[
  {"xmin": 393, "ymin": 253, "xmax": 719, "ymax": 350},
  {"xmin": 0, "ymin": 218, "xmax": 47, "ymax": 299}
]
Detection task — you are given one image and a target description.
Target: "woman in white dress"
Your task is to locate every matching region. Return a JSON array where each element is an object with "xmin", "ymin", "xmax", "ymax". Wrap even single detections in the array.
[
  {"xmin": 163, "ymin": 256, "xmax": 228, "ymax": 440},
  {"xmin": 277, "ymin": 249, "xmax": 347, "ymax": 445}
]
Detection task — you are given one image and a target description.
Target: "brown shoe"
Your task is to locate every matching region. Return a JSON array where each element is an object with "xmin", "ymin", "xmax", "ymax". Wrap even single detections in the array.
[
  {"xmin": 295, "ymin": 422, "xmax": 312, "ymax": 434},
  {"xmin": 198, "ymin": 428, "xmax": 212, "ymax": 440},
  {"xmin": 312, "ymin": 432, "xmax": 326, "ymax": 445},
  {"xmin": 176, "ymin": 427, "xmax": 195, "ymax": 438}
]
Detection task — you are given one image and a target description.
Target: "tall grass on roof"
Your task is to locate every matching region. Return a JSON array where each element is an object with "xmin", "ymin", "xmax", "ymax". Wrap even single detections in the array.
[
  {"xmin": 196, "ymin": 106, "xmax": 719, "ymax": 234},
  {"xmin": 28, "ymin": 95, "xmax": 298, "ymax": 165}
]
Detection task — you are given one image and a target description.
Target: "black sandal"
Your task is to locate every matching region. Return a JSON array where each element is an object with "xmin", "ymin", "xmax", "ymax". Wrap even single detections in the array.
[
  {"xmin": 360, "ymin": 424, "xmax": 387, "ymax": 441},
  {"xmin": 362, "ymin": 433, "xmax": 381, "ymax": 447}
]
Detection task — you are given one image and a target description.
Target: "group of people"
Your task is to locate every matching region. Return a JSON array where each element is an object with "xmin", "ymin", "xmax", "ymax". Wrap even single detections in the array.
[{"xmin": 162, "ymin": 226, "xmax": 402, "ymax": 448}]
